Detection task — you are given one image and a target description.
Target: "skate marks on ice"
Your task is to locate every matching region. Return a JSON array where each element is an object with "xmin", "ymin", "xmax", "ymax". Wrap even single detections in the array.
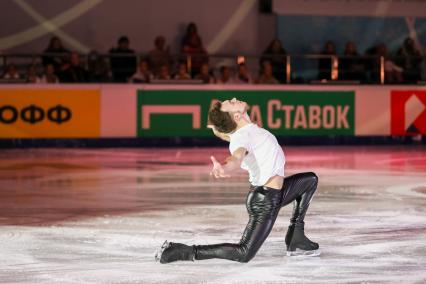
[{"xmin": 0, "ymin": 147, "xmax": 426, "ymax": 283}]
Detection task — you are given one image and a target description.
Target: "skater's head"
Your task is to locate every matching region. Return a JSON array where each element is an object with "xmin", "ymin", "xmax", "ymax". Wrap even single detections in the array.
[{"xmin": 208, "ymin": 98, "xmax": 249, "ymax": 134}]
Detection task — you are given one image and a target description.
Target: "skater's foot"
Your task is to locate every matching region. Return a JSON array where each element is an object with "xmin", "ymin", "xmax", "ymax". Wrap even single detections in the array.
[
  {"xmin": 287, "ymin": 226, "xmax": 319, "ymax": 257},
  {"xmin": 155, "ymin": 240, "xmax": 195, "ymax": 264}
]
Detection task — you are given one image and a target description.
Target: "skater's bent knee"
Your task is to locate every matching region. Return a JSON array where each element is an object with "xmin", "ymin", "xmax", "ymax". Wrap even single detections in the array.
[
  {"xmin": 306, "ymin": 172, "xmax": 318, "ymax": 186},
  {"xmin": 237, "ymin": 253, "xmax": 255, "ymax": 263}
]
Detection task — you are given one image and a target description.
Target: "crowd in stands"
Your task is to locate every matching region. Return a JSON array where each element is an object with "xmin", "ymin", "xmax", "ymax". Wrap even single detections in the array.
[{"xmin": 1, "ymin": 22, "xmax": 425, "ymax": 84}]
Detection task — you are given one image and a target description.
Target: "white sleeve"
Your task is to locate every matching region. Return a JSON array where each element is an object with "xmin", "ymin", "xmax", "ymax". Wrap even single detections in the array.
[{"xmin": 229, "ymin": 132, "xmax": 251, "ymax": 154}]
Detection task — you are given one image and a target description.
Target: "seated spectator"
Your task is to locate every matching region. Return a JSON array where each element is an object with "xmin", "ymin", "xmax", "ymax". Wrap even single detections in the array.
[
  {"xmin": 396, "ymin": 37, "xmax": 422, "ymax": 83},
  {"xmin": 2, "ymin": 64, "xmax": 21, "ymax": 80},
  {"xmin": 257, "ymin": 61, "xmax": 279, "ymax": 84},
  {"xmin": 87, "ymin": 50, "xmax": 110, "ymax": 82},
  {"xmin": 58, "ymin": 52, "xmax": 91, "ymax": 83},
  {"xmin": 25, "ymin": 64, "xmax": 41, "ymax": 83},
  {"xmin": 217, "ymin": 66, "xmax": 235, "ymax": 84},
  {"xmin": 109, "ymin": 36, "xmax": 137, "ymax": 82},
  {"xmin": 174, "ymin": 62, "xmax": 191, "ymax": 80},
  {"xmin": 339, "ymin": 41, "xmax": 365, "ymax": 81},
  {"xmin": 42, "ymin": 36, "xmax": 70, "ymax": 72},
  {"xmin": 235, "ymin": 63, "xmax": 253, "ymax": 84},
  {"xmin": 129, "ymin": 59, "xmax": 153, "ymax": 83},
  {"xmin": 39, "ymin": 64, "xmax": 59, "ymax": 83},
  {"xmin": 194, "ymin": 63, "xmax": 215, "ymax": 84},
  {"xmin": 181, "ymin": 22, "xmax": 208, "ymax": 76},
  {"xmin": 260, "ymin": 39, "xmax": 287, "ymax": 83},
  {"xmin": 318, "ymin": 41, "xmax": 336, "ymax": 80},
  {"xmin": 155, "ymin": 64, "xmax": 171, "ymax": 80},
  {"xmin": 147, "ymin": 36, "xmax": 172, "ymax": 77}
]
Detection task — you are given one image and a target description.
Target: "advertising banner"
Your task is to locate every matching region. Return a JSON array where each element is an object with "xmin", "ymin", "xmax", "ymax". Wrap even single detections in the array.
[
  {"xmin": 0, "ymin": 89, "xmax": 100, "ymax": 138},
  {"xmin": 137, "ymin": 90, "xmax": 355, "ymax": 137},
  {"xmin": 391, "ymin": 90, "xmax": 426, "ymax": 135}
]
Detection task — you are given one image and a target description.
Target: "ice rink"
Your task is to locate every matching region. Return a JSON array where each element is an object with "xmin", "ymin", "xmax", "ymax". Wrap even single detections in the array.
[{"xmin": 1, "ymin": 146, "xmax": 426, "ymax": 283}]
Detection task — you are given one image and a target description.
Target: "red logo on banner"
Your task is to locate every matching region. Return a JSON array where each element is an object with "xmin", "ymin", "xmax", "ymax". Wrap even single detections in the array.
[{"xmin": 391, "ymin": 91, "xmax": 426, "ymax": 135}]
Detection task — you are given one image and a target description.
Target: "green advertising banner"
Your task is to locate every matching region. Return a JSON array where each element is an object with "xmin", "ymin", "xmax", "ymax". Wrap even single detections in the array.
[{"xmin": 137, "ymin": 90, "xmax": 355, "ymax": 137}]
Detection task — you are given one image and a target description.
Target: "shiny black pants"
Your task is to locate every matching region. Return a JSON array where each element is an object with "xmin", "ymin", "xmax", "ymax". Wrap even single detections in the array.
[{"xmin": 194, "ymin": 172, "xmax": 318, "ymax": 262}]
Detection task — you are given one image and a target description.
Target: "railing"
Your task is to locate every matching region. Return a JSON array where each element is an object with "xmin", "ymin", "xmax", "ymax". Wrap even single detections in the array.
[{"xmin": 0, "ymin": 52, "xmax": 424, "ymax": 85}]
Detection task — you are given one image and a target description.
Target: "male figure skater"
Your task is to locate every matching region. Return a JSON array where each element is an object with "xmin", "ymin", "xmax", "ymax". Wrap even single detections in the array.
[{"xmin": 156, "ymin": 98, "xmax": 319, "ymax": 263}]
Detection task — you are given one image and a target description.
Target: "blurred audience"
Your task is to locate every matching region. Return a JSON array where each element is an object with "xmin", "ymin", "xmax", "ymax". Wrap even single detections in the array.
[
  {"xmin": 155, "ymin": 64, "xmax": 171, "ymax": 80},
  {"xmin": 339, "ymin": 41, "xmax": 365, "ymax": 81},
  {"xmin": 257, "ymin": 61, "xmax": 279, "ymax": 84},
  {"xmin": 260, "ymin": 39, "xmax": 287, "ymax": 83},
  {"xmin": 2, "ymin": 64, "xmax": 21, "ymax": 80},
  {"xmin": 217, "ymin": 66, "xmax": 234, "ymax": 84},
  {"xmin": 147, "ymin": 36, "xmax": 172, "ymax": 77},
  {"xmin": 39, "ymin": 64, "xmax": 59, "ymax": 83},
  {"xmin": 318, "ymin": 41, "xmax": 336, "ymax": 80},
  {"xmin": 194, "ymin": 63, "xmax": 215, "ymax": 84},
  {"xmin": 129, "ymin": 59, "xmax": 153, "ymax": 83},
  {"xmin": 396, "ymin": 37, "xmax": 422, "ymax": 83},
  {"xmin": 42, "ymin": 36, "xmax": 70, "ymax": 73},
  {"xmin": 181, "ymin": 22, "xmax": 209, "ymax": 76},
  {"xmin": 235, "ymin": 63, "xmax": 253, "ymax": 84},
  {"xmin": 58, "ymin": 52, "xmax": 91, "ymax": 83},
  {"xmin": 87, "ymin": 51, "xmax": 110, "ymax": 82},
  {"xmin": 25, "ymin": 64, "xmax": 41, "ymax": 83},
  {"xmin": 109, "ymin": 36, "xmax": 137, "ymax": 82},
  {"xmin": 174, "ymin": 62, "xmax": 191, "ymax": 80}
]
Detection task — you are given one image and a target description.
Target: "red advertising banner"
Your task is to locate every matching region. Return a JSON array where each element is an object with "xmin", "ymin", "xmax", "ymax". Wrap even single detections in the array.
[{"xmin": 391, "ymin": 91, "xmax": 426, "ymax": 135}]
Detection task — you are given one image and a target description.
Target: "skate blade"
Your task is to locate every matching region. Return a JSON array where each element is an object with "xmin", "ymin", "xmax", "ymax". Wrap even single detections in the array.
[
  {"xmin": 286, "ymin": 249, "xmax": 321, "ymax": 257},
  {"xmin": 154, "ymin": 240, "xmax": 170, "ymax": 262}
]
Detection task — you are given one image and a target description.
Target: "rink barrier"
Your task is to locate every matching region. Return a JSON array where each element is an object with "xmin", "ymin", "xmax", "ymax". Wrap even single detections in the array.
[{"xmin": 0, "ymin": 84, "xmax": 425, "ymax": 139}]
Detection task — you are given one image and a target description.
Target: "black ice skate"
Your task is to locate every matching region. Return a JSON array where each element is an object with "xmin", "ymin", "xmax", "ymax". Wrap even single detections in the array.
[
  {"xmin": 287, "ymin": 225, "xmax": 320, "ymax": 257},
  {"xmin": 155, "ymin": 240, "xmax": 195, "ymax": 263}
]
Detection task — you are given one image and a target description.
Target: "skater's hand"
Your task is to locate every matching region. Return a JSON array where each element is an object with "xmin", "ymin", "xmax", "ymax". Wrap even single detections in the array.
[{"xmin": 210, "ymin": 156, "xmax": 231, "ymax": 178}]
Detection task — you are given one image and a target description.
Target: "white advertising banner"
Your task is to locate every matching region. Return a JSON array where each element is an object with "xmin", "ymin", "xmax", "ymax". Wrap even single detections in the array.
[{"xmin": 273, "ymin": 0, "xmax": 426, "ymax": 17}]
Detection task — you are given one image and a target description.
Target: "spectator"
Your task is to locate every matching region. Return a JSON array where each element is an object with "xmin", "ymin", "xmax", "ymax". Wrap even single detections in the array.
[
  {"xmin": 339, "ymin": 41, "xmax": 365, "ymax": 81},
  {"xmin": 318, "ymin": 41, "xmax": 336, "ymax": 80},
  {"xmin": 260, "ymin": 39, "xmax": 287, "ymax": 83},
  {"xmin": 155, "ymin": 64, "xmax": 171, "ymax": 80},
  {"xmin": 217, "ymin": 66, "xmax": 234, "ymax": 84},
  {"xmin": 174, "ymin": 62, "xmax": 191, "ymax": 80},
  {"xmin": 39, "ymin": 64, "xmax": 59, "ymax": 83},
  {"xmin": 59, "ymin": 52, "xmax": 91, "ymax": 83},
  {"xmin": 2, "ymin": 64, "xmax": 21, "ymax": 80},
  {"xmin": 129, "ymin": 59, "xmax": 153, "ymax": 83},
  {"xmin": 257, "ymin": 61, "xmax": 279, "ymax": 84},
  {"xmin": 396, "ymin": 37, "xmax": 422, "ymax": 83},
  {"xmin": 181, "ymin": 22, "xmax": 208, "ymax": 76},
  {"xmin": 194, "ymin": 63, "xmax": 215, "ymax": 84},
  {"xmin": 147, "ymin": 36, "xmax": 172, "ymax": 77},
  {"xmin": 87, "ymin": 50, "xmax": 110, "ymax": 82},
  {"xmin": 42, "ymin": 36, "xmax": 70, "ymax": 72},
  {"xmin": 235, "ymin": 63, "xmax": 253, "ymax": 84},
  {"xmin": 25, "ymin": 64, "xmax": 41, "ymax": 83},
  {"xmin": 109, "ymin": 36, "xmax": 137, "ymax": 82}
]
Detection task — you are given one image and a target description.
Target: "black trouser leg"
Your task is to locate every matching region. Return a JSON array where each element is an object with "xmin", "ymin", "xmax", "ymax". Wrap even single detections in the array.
[
  {"xmin": 280, "ymin": 172, "xmax": 319, "ymax": 251},
  {"xmin": 195, "ymin": 186, "xmax": 282, "ymax": 263},
  {"xmin": 280, "ymin": 172, "xmax": 318, "ymax": 225}
]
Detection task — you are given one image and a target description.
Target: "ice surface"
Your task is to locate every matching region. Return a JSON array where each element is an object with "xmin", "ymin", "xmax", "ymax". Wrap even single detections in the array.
[{"xmin": 0, "ymin": 146, "xmax": 425, "ymax": 283}]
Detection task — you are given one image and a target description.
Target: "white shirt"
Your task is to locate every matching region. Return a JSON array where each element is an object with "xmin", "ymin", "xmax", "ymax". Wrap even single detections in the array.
[{"xmin": 229, "ymin": 123, "xmax": 285, "ymax": 186}]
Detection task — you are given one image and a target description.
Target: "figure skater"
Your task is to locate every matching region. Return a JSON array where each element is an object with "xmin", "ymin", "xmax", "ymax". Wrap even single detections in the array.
[{"xmin": 156, "ymin": 98, "xmax": 319, "ymax": 263}]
